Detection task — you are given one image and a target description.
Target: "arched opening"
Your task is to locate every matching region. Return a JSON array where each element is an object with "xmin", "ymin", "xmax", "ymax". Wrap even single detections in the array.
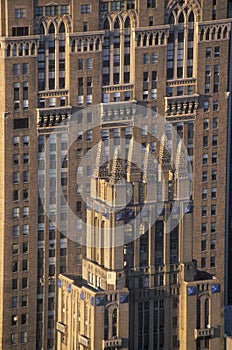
[
  {"xmin": 205, "ymin": 299, "xmax": 209, "ymax": 328},
  {"xmin": 59, "ymin": 22, "xmax": 65, "ymax": 33},
  {"xmin": 112, "ymin": 309, "xmax": 118, "ymax": 337},
  {"xmin": 143, "ymin": 34, "xmax": 147, "ymax": 47},
  {"xmin": 12, "ymin": 44, "xmax": 17, "ymax": 57},
  {"xmin": 178, "ymin": 12, "xmax": 184, "ymax": 23},
  {"xmin": 71, "ymin": 40, "xmax": 75, "ymax": 52},
  {"xmin": 217, "ymin": 27, "xmax": 221, "ymax": 40},
  {"xmin": 104, "ymin": 308, "xmax": 109, "ymax": 340},
  {"xmin": 39, "ymin": 23, "xmax": 45, "ymax": 35},
  {"xmin": 103, "ymin": 18, "xmax": 110, "ymax": 30},
  {"xmin": 137, "ymin": 34, "xmax": 141, "ymax": 47},
  {"xmin": 197, "ymin": 299, "xmax": 201, "ymax": 329},
  {"xmin": 149, "ymin": 34, "xmax": 153, "ymax": 46},
  {"xmin": 48, "ymin": 23, "xmax": 55, "ymax": 34},
  {"xmin": 114, "ymin": 17, "xmax": 120, "ymax": 29},
  {"xmin": 211, "ymin": 27, "xmax": 216, "ymax": 40},
  {"xmin": 24, "ymin": 43, "xmax": 29, "ymax": 56},
  {"xmin": 6, "ymin": 44, "xmax": 11, "ymax": 57},
  {"xmin": 124, "ymin": 16, "xmax": 130, "ymax": 29},
  {"xmin": 223, "ymin": 26, "xmax": 228, "ymax": 39},
  {"xmin": 31, "ymin": 42, "xmax": 35, "ymax": 55},
  {"xmin": 155, "ymin": 34, "xmax": 159, "ymax": 45},
  {"xmin": 18, "ymin": 44, "xmax": 23, "ymax": 56},
  {"xmin": 188, "ymin": 11, "xmax": 194, "ymax": 22},
  {"xmin": 96, "ymin": 38, "xmax": 100, "ymax": 50},
  {"xmin": 168, "ymin": 13, "xmax": 175, "ymax": 24}
]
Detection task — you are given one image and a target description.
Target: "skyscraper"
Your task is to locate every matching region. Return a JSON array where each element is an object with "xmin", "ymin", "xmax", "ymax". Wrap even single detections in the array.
[{"xmin": 0, "ymin": 0, "xmax": 231, "ymax": 349}]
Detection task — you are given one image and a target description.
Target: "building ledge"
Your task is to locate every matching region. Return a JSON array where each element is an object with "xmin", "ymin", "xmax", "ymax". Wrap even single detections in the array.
[
  {"xmin": 194, "ymin": 327, "xmax": 214, "ymax": 339},
  {"xmin": 79, "ymin": 334, "xmax": 90, "ymax": 347},
  {"xmin": 56, "ymin": 322, "xmax": 67, "ymax": 334},
  {"xmin": 102, "ymin": 338, "xmax": 122, "ymax": 349}
]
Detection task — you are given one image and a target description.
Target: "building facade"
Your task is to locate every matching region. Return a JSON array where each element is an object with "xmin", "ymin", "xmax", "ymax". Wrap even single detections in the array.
[{"xmin": 0, "ymin": 0, "xmax": 231, "ymax": 349}]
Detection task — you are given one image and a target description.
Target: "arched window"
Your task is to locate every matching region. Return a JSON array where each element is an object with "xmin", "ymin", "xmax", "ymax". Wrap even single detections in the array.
[
  {"xmin": 104, "ymin": 308, "xmax": 109, "ymax": 340},
  {"xmin": 197, "ymin": 299, "xmax": 201, "ymax": 329},
  {"xmin": 18, "ymin": 44, "xmax": 23, "ymax": 56},
  {"xmin": 178, "ymin": 12, "xmax": 184, "ymax": 23},
  {"xmin": 223, "ymin": 26, "xmax": 228, "ymax": 39},
  {"xmin": 143, "ymin": 34, "xmax": 147, "ymax": 47},
  {"xmin": 48, "ymin": 23, "xmax": 55, "ymax": 34},
  {"xmin": 39, "ymin": 23, "xmax": 45, "ymax": 35},
  {"xmin": 114, "ymin": 17, "xmax": 120, "ymax": 29},
  {"xmin": 31, "ymin": 42, "xmax": 35, "ymax": 55},
  {"xmin": 103, "ymin": 18, "xmax": 110, "ymax": 30},
  {"xmin": 149, "ymin": 34, "xmax": 153, "ymax": 46},
  {"xmin": 205, "ymin": 299, "xmax": 209, "ymax": 328},
  {"xmin": 59, "ymin": 22, "xmax": 65, "ymax": 33},
  {"xmin": 217, "ymin": 27, "xmax": 222, "ymax": 40},
  {"xmin": 137, "ymin": 34, "xmax": 141, "ymax": 47},
  {"xmin": 124, "ymin": 16, "xmax": 130, "ymax": 29},
  {"xmin": 24, "ymin": 43, "xmax": 29, "ymax": 56},
  {"xmin": 112, "ymin": 309, "xmax": 117, "ymax": 337},
  {"xmin": 12, "ymin": 44, "xmax": 17, "ymax": 57},
  {"xmin": 6, "ymin": 45, "xmax": 11, "ymax": 57}
]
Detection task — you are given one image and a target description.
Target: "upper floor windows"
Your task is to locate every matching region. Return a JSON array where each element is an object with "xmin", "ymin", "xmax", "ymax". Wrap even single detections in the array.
[{"xmin": 167, "ymin": 5, "xmax": 196, "ymax": 80}]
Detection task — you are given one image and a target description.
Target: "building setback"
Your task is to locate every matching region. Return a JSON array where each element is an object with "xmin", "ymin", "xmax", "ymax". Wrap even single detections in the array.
[{"xmin": 0, "ymin": 0, "xmax": 231, "ymax": 349}]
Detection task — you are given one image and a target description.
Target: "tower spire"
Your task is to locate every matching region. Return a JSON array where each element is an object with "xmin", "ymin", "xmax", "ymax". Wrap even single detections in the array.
[
  {"xmin": 94, "ymin": 140, "xmax": 108, "ymax": 178},
  {"xmin": 111, "ymin": 146, "xmax": 124, "ymax": 182}
]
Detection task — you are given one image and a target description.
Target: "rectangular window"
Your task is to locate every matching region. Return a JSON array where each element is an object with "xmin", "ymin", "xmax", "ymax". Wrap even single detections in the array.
[
  {"xmin": 203, "ymin": 136, "xmax": 208, "ymax": 147},
  {"xmin": 20, "ymin": 331, "xmax": 27, "ymax": 343},
  {"xmin": 23, "ymin": 224, "xmax": 29, "ymax": 235},
  {"xmin": 212, "ymin": 152, "xmax": 217, "ymax": 164},
  {"xmin": 78, "ymin": 59, "xmax": 83, "ymax": 70},
  {"xmin": 23, "ymin": 136, "xmax": 29, "ymax": 147},
  {"xmin": 212, "ymin": 170, "xmax": 217, "ymax": 181},
  {"xmin": 210, "ymin": 256, "xmax": 215, "ymax": 267},
  {"xmin": 201, "ymin": 240, "xmax": 207, "ymax": 251},
  {"xmin": 202, "ymin": 188, "xmax": 207, "ymax": 199},
  {"xmin": 12, "ymin": 27, "xmax": 29, "ymax": 36},
  {"xmin": 213, "ymin": 117, "xmax": 218, "ymax": 129},
  {"xmin": 201, "ymin": 257, "xmax": 206, "ymax": 268},
  {"xmin": 23, "ymin": 63, "xmax": 28, "ymax": 75},
  {"xmin": 23, "ymin": 82, "xmax": 28, "ymax": 109},
  {"xmin": 214, "ymin": 46, "xmax": 220, "ymax": 57},
  {"xmin": 86, "ymin": 58, "xmax": 93, "ymax": 69},
  {"xmin": 203, "ymin": 118, "xmax": 209, "ymax": 130},
  {"xmin": 13, "ymin": 64, "xmax": 19, "ymax": 75},
  {"xmin": 12, "ymin": 296, "xmax": 17, "ymax": 308},
  {"xmin": 210, "ymin": 239, "xmax": 216, "ymax": 250},
  {"xmin": 211, "ymin": 222, "xmax": 216, "ymax": 233},
  {"xmin": 12, "ymin": 243, "xmax": 19, "ymax": 255},
  {"xmin": 202, "ymin": 154, "xmax": 208, "ymax": 165},
  {"xmin": 201, "ymin": 223, "xmax": 207, "ymax": 234},
  {"xmin": 13, "ymin": 208, "xmax": 19, "ymax": 219},
  {"xmin": 206, "ymin": 47, "xmax": 211, "ymax": 58},
  {"xmin": 143, "ymin": 53, "xmax": 149, "ymax": 64},
  {"xmin": 204, "ymin": 101, "xmax": 209, "ymax": 112},
  {"xmin": 212, "ymin": 135, "xmax": 217, "ymax": 146},
  {"xmin": 12, "ymin": 278, "xmax": 18, "ymax": 290},
  {"xmin": 21, "ymin": 295, "xmax": 27, "ymax": 307},
  {"xmin": 211, "ymin": 187, "xmax": 217, "ymax": 198},
  {"xmin": 211, "ymin": 205, "xmax": 216, "ymax": 215},
  {"xmin": 81, "ymin": 4, "xmax": 90, "ymax": 13},
  {"xmin": 15, "ymin": 8, "xmax": 25, "ymax": 18},
  {"xmin": 202, "ymin": 205, "xmax": 207, "ymax": 217},
  {"xmin": 213, "ymin": 100, "xmax": 219, "ymax": 111},
  {"xmin": 13, "ymin": 225, "xmax": 19, "ymax": 237}
]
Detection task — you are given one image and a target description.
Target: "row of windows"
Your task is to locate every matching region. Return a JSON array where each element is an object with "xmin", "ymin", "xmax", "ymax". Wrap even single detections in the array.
[
  {"xmin": 144, "ymin": 52, "xmax": 158, "ymax": 65},
  {"xmin": 13, "ymin": 63, "xmax": 28, "ymax": 75},
  {"xmin": 78, "ymin": 58, "xmax": 93, "ymax": 70},
  {"xmin": 13, "ymin": 207, "xmax": 29, "ymax": 218},
  {"xmin": 12, "ymin": 260, "xmax": 28, "ymax": 272},
  {"xmin": 35, "ymin": 5, "xmax": 69, "ymax": 16},
  {"xmin": 202, "ymin": 170, "xmax": 217, "ymax": 182},
  {"xmin": 12, "ymin": 242, "xmax": 28, "ymax": 255},
  {"xmin": 12, "ymin": 295, "xmax": 27, "ymax": 308},
  {"xmin": 202, "ymin": 222, "xmax": 216, "ymax": 234},
  {"xmin": 12, "ymin": 277, "xmax": 28, "ymax": 290},
  {"xmin": 202, "ymin": 152, "xmax": 217, "ymax": 165},
  {"xmin": 201, "ymin": 256, "xmax": 216, "ymax": 268},
  {"xmin": 201, "ymin": 239, "xmax": 216, "ymax": 251},
  {"xmin": 11, "ymin": 332, "xmax": 27, "ymax": 345},
  {"xmin": 202, "ymin": 187, "xmax": 217, "ymax": 200},
  {"xmin": 13, "ymin": 224, "xmax": 29, "ymax": 237},
  {"xmin": 11, "ymin": 314, "xmax": 27, "ymax": 326},
  {"xmin": 202, "ymin": 205, "xmax": 217, "ymax": 217},
  {"xmin": 206, "ymin": 46, "xmax": 220, "ymax": 58}
]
